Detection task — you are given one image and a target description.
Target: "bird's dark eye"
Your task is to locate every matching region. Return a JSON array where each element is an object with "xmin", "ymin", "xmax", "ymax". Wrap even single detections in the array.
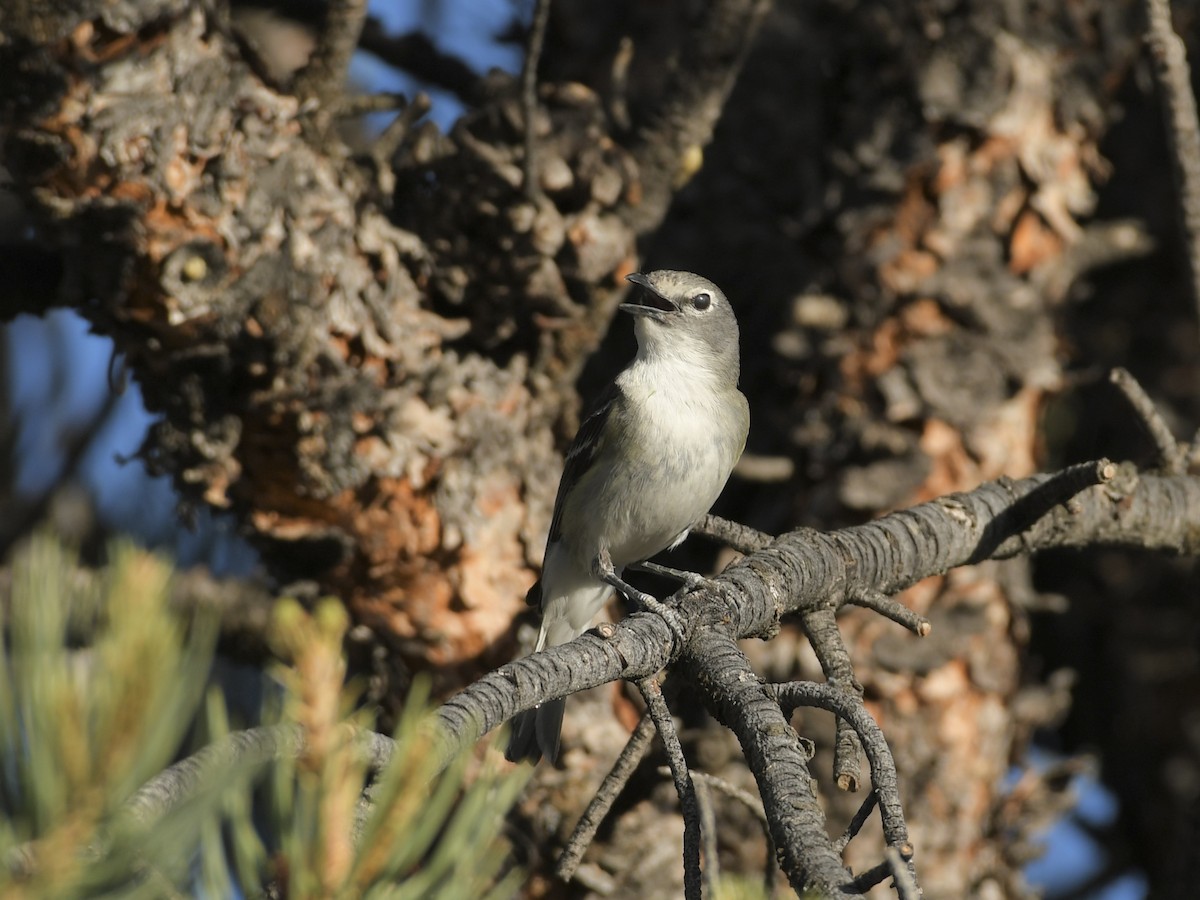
[{"xmin": 692, "ymin": 292, "xmax": 712, "ymax": 311}]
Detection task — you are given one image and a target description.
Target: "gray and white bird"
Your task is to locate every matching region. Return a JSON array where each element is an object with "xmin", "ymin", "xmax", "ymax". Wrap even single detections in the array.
[{"xmin": 506, "ymin": 270, "xmax": 750, "ymax": 764}]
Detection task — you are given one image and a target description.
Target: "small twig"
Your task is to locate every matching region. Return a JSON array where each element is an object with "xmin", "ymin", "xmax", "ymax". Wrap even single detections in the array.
[
  {"xmin": 357, "ymin": 20, "xmax": 483, "ymax": 104},
  {"xmin": 125, "ymin": 724, "xmax": 396, "ymax": 825},
  {"xmin": 292, "ymin": 0, "xmax": 369, "ymax": 130},
  {"xmin": 1144, "ymin": 0, "xmax": 1200, "ymax": 328},
  {"xmin": 886, "ymin": 845, "xmax": 921, "ymax": 900},
  {"xmin": 609, "ymin": 36, "xmax": 634, "ymax": 131},
  {"xmin": 834, "ymin": 790, "xmax": 880, "ymax": 854},
  {"xmin": 846, "ymin": 588, "xmax": 931, "ymax": 637},
  {"xmin": 0, "ymin": 385, "xmax": 121, "ymax": 561},
  {"xmin": 841, "ymin": 843, "xmax": 918, "ymax": 896},
  {"xmin": 521, "ymin": 0, "xmax": 552, "ymax": 200},
  {"xmin": 771, "ymin": 682, "xmax": 912, "ymax": 859},
  {"xmin": 106, "ymin": 345, "xmax": 128, "ymax": 394},
  {"xmin": 678, "ymin": 770, "xmax": 777, "ymax": 896},
  {"xmin": 638, "ymin": 678, "xmax": 701, "ymax": 900},
  {"xmin": 337, "ymin": 92, "xmax": 410, "ymax": 117},
  {"xmin": 556, "ymin": 714, "xmax": 657, "ymax": 881},
  {"xmin": 373, "ymin": 92, "xmax": 433, "ymax": 172},
  {"xmin": 843, "ymin": 858, "xmax": 892, "ymax": 894},
  {"xmin": 799, "ymin": 609, "xmax": 863, "ymax": 792},
  {"xmin": 678, "ymin": 771, "xmax": 769, "ymax": 831},
  {"xmin": 694, "ymin": 513, "xmax": 774, "ymax": 553},
  {"xmin": 695, "ymin": 777, "xmax": 720, "ymax": 897},
  {"xmin": 967, "ymin": 459, "xmax": 1116, "ymax": 562},
  {"xmin": 1110, "ymin": 367, "xmax": 1186, "ymax": 474}
]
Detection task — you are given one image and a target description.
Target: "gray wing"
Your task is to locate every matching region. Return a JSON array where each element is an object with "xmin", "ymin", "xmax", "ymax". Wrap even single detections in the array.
[{"xmin": 546, "ymin": 380, "xmax": 622, "ymax": 544}]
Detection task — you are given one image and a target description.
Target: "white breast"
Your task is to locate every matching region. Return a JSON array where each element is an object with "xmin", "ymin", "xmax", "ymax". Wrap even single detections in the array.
[{"xmin": 559, "ymin": 347, "xmax": 746, "ymax": 570}]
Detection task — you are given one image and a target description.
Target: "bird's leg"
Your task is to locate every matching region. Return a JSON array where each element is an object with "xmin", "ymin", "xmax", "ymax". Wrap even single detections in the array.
[
  {"xmin": 594, "ymin": 549, "xmax": 686, "ymax": 645},
  {"xmin": 629, "ymin": 560, "xmax": 708, "ymax": 590}
]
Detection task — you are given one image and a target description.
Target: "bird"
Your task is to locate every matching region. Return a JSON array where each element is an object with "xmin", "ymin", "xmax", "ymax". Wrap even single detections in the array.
[{"xmin": 506, "ymin": 270, "xmax": 750, "ymax": 764}]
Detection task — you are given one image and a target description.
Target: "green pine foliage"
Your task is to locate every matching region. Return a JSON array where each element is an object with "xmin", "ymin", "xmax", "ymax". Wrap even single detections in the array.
[{"xmin": 0, "ymin": 534, "xmax": 525, "ymax": 898}]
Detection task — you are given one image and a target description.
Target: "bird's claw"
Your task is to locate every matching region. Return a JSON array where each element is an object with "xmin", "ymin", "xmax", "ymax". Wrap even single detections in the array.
[
  {"xmin": 593, "ymin": 551, "xmax": 686, "ymax": 646},
  {"xmin": 632, "ymin": 560, "xmax": 710, "ymax": 590}
]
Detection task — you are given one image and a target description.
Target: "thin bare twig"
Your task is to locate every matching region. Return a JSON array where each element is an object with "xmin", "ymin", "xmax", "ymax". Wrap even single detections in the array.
[
  {"xmin": 638, "ymin": 677, "xmax": 701, "ymax": 900},
  {"xmin": 846, "ymin": 588, "xmax": 931, "ymax": 637},
  {"xmin": 678, "ymin": 770, "xmax": 769, "ymax": 830},
  {"xmin": 521, "ymin": 0, "xmax": 552, "ymax": 200},
  {"xmin": 771, "ymin": 682, "xmax": 911, "ymax": 859},
  {"xmin": 1144, "ymin": 0, "xmax": 1200, "ymax": 329},
  {"xmin": 357, "ymin": 20, "xmax": 482, "ymax": 104},
  {"xmin": 694, "ymin": 513, "xmax": 774, "ymax": 553},
  {"xmin": 293, "ymin": 0, "xmax": 369, "ymax": 129},
  {"xmin": 844, "ymin": 858, "xmax": 893, "ymax": 894},
  {"xmin": 609, "ymin": 36, "xmax": 634, "ymax": 131},
  {"xmin": 681, "ymin": 770, "xmax": 777, "ymax": 896},
  {"xmin": 1110, "ymin": 367, "xmax": 1186, "ymax": 474},
  {"xmin": 695, "ymin": 777, "xmax": 720, "ymax": 897},
  {"xmin": 373, "ymin": 93, "xmax": 433, "ymax": 179},
  {"xmin": 799, "ymin": 609, "xmax": 864, "ymax": 792},
  {"xmin": 733, "ymin": 453, "xmax": 795, "ymax": 483},
  {"xmin": 834, "ymin": 790, "xmax": 880, "ymax": 854},
  {"xmin": 336, "ymin": 93, "xmax": 410, "ymax": 116},
  {"xmin": 556, "ymin": 713, "xmax": 657, "ymax": 881},
  {"xmin": 840, "ymin": 843, "xmax": 919, "ymax": 897},
  {"xmin": 886, "ymin": 845, "xmax": 921, "ymax": 900}
]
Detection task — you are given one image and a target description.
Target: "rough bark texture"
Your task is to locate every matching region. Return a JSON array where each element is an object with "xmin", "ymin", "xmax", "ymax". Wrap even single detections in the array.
[
  {"xmin": 0, "ymin": 0, "xmax": 755, "ymax": 699},
  {"xmin": 4, "ymin": 0, "xmax": 1200, "ymax": 896}
]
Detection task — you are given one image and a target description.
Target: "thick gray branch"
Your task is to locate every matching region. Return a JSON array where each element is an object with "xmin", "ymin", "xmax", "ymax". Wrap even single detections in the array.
[
  {"xmin": 681, "ymin": 628, "xmax": 851, "ymax": 893},
  {"xmin": 108, "ymin": 462, "xmax": 1200, "ymax": 896},
  {"xmin": 435, "ymin": 461, "xmax": 1200, "ymax": 893}
]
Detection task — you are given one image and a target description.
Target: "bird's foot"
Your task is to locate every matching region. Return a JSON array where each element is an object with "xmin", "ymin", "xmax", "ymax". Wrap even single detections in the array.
[
  {"xmin": 630, "ymin": 560, "xmax": 710, "ymax": 590},
  {"xmin": 594, "ymin": 549, "xmax": 686, "ymax": 645}
]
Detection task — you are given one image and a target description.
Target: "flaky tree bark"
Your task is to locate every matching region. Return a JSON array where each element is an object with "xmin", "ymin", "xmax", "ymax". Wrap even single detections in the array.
[{"xmin": 0, "ymin": 0, "xmax": 764, "ymax": 697}]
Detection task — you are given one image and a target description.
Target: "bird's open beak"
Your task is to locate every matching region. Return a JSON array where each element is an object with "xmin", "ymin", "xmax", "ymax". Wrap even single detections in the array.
[{"xmin": 620, "ymin": 273, "xmax": 679, "ymax": 320}]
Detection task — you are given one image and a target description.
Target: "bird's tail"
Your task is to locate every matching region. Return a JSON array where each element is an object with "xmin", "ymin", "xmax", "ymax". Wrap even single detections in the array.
[
  {"xmin": 505, "ymin": 577, "xmax": 611, "ymax": 764},
  {"xmin": 505, "ymin": 698, "xmax": 565, "ymax": 764}
]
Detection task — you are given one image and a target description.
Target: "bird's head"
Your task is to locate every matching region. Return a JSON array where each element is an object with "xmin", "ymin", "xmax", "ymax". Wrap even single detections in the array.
[{"xmin": 622, "ymin": 270, "xmax": 741, "ymax": 382}]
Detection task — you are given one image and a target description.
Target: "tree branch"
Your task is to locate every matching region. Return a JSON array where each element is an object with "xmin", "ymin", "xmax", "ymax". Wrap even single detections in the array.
[
  {"xmin": 1110, "ymin": 366, "xmax": 1187, "ymax": 474},
  {"xmin": 1143, "ymin": 0, "xmax": 1200, "ymax": 331},
  {"xmin": 357, "ymin": 19, "xmax": 484, "ymax": 105},
  {"xmin": 83, "ymin": 459, "xmax": 1200, "ymax": 897},
  {"xmin": 521, "ymin": 0, "xmax": 553, "ymax": 201},
  {"xmin": 557, "ymin": 713, "xmax": 657, "ymax": 881},
  {"xmin": 622, "ymin": 0, "xmax": 772, "ymax": 233},
  {"xmin": 688, "ymin": 633, "xmax": 852, "ymax": 893},
  {"xmin": 125, "ymin": 723, "xmax": 394, "ymax": 825},
  {"xmin": 436, "ymin": 459, "xmax": 1176, "ymax": 894},
  {"xmin": 292, "ymin": 0, "xmax": 369, "ymax": 129},
  {"xmin": 638, "ymin": 677, "xmax": 702, "ymax": 900},
  {"xmin": 798, "ymin": 608, "xmax": 865, "ymax": 792},
  {"xmin": 686, "ymin": 769, "xmax": 776, "ymax": 895}
]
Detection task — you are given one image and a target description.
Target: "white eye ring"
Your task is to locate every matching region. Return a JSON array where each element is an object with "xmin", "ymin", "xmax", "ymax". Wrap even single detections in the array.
[{"xmin": 692, "ymin": 292, "xmax": 712, "ymax": 311}]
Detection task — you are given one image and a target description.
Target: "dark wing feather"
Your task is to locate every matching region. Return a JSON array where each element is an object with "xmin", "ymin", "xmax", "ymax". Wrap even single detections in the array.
[{"xmin": 547, "ymin": 381, "xmax": 622, "ymax": 543}]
